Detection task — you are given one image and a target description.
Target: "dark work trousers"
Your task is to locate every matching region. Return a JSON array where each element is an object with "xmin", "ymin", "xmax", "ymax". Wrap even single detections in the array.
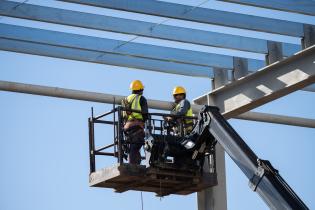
[
  {"xmin": 129, "ymin": 142, "xmax": 143, "ymax": 164},
  {"xmin": 124, "ymin": 122, "xmax": 145, "ymax": 165}
]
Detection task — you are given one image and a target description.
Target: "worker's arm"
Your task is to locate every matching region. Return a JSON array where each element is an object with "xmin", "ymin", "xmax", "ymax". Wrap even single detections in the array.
[
  {"xmin": 174, "ymin": 99, "xmax": 190, "ymax": 116},
  {"xmin": 140, "ymin": 96, "xmax": 149, "ymax": 121}
]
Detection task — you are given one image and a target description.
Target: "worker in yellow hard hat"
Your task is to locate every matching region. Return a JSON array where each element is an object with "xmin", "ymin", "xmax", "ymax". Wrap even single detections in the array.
[
  {"xmin": 121, "ymin": 80, "xmax": 148, "ymax": 164},
  {"xmin": 165, "ymin": 86, "xmax": 194, "ymax": 135}
]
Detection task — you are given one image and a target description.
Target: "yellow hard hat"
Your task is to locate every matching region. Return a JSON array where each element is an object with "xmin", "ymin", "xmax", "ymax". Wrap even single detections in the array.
[
  {"xmin": 173, "ymin": 86, "xmax": 186, "ymax": 95},
  {"xmin": 130, "ymin": 80, "xmax": 144, "ymax": 91}
]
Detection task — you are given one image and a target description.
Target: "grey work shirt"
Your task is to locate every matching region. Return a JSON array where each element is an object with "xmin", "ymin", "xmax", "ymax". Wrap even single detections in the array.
[{"xmin": 171, "ymin": 99, "xmax": 191, "ymax": 116}]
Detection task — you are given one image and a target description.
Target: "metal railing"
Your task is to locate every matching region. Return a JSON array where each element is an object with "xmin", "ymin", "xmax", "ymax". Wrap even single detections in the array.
[{"xmin": 88, "ymin": 106, "xmax": 197, "ymax": 173}]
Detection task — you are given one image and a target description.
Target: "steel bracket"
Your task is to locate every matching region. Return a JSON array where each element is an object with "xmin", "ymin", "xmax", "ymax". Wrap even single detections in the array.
[{"xmin": 249, "ymin": 159, "xmax": 278, "ymax": 191}]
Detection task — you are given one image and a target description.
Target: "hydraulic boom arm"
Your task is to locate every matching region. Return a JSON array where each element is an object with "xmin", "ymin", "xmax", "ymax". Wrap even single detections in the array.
[{"xmin": 194, "ymin": 106, "xmax": 308, "ymax": 210}]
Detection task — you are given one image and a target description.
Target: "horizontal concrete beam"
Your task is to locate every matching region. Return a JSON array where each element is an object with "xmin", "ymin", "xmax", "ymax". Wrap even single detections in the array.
[
  {"xmin": 1, "ymin": 24, "xmax": 313, "ymax": 93},
  {"xmin": 0, "ymin": 80, "xmax": 190, "ymax": 112},
  {"xmin": 0, "ymin": 24, "xmax": 246, "ymax": 70},
  {"xmin": 0, "ymin": 37, "xmax": 214, "ymax": 77},
  {"xmin": 218, "ymin": 0, "xmax": 315, "ymax": 16},
  {"xmin": 1, "ymin": 23, "xmax": 313, "ymax": 93},
  {"xmin": 0, "ymin": 23, "xmax": 266, "ymax": 75},
  {"xmin": 194, "ymin": 45, "xmax": 315, "ymax": 118},
  {"xmin": 1, "ymin": 80, "xmax": 315, "ymax": 128},
  {"xmin": 0, "ymin": 1, "xmax": 300, "ymax": 56},
  {"xmin": 59, "ymin": 0, "xmax": 304, "ymax": 37},
  {"xmin": 236, "ymin": 112, "xmax": 315, "ymax": 129}
]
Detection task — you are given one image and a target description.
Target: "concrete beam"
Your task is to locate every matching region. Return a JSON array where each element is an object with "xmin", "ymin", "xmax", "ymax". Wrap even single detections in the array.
[
  {"xmin": 194, "ymin": 45, "xmax": 315, "ymax": 118},
  {"xmin": 0, "ymin": 1, "xmax": 300, "ymax": 56},
  {"xmin": 245, "ymin": 71, "xmax": 315, "ymax": 93},
  {"xmin": 236, "ymin": 112, "xmax": 315, "ymax": 129},
  {"xmin": 1, "ymin": 24, "xmax": 314, "ymax": 92},
  {"xmin": 0, "ymin": 37, "xmax": 213, "ymax": 78},
  {"xmin": 217, "ymin": 0, "xmax": 315, "ymax": 16},
  {"xmin": 0, "ymin": 23, "xmax": 266, "ymax": 76},
  {"xmin": 0, "ymin": 23, "xmax": 244, "ymax": 70},
  {"xmin": 59, "ymin": 0, "xmax": 304, "ymax": 37},
  {"xmin": 1, "ymin": 80, "xmax": 315, "ymax": 128},
  {"xmin": 0, "ymin": 80, "xmax": 176, "ymax": 111}
]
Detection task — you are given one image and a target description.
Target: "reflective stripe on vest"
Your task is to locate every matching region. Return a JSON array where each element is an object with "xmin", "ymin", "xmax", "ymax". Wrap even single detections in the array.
[
  {"xmin": 174, "ymin": 101, "xmax": 193, "ymax": 124},
  {"xmin": 127, "ymin": 94, "xmax": 143, "ymax": 120}
]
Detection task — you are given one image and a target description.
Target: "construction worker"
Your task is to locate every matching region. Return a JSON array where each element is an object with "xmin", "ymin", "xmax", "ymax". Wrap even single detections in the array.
[
  {"xmin": 122, "ymin": 80, "xmax": 148, "ymax": 165},
  {"xmin": 165, "ymin": 86, "xmax": 194, "ymax": 135}
]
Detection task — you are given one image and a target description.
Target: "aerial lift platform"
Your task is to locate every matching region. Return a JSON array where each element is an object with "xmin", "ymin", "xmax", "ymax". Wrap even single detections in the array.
[
  {"xmin": 88, "ymin": 106, "xmax": 308, "ymax": 209},
  {"xmin": 88, "ymin": 106, "xmax": 217, "ymax": 196}
]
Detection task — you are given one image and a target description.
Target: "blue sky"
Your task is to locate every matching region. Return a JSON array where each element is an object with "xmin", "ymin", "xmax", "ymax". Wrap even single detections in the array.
[{"xmin": 0, "ymin": 0, "xmax": 315, "ymax": 210}]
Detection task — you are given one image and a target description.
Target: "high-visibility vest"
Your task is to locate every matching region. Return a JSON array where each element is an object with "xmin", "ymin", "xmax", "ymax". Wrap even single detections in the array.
[
  {"xmin": 173, "ymin": 100, "xmax": 193, "ymax": 125},
  {"xmin": 125, "ymin": 94, "xmax": 143, "ymax": 121}
]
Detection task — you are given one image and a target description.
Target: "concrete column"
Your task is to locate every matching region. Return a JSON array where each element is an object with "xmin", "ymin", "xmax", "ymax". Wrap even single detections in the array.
[
  {"xmin": 213, "ymin": 68, "xmax": 229, "ymax": 88},
  {"xmin": 233, "ymin": 57, "xmax": 248, "ymax": 80},
  {"xmin": 197, "ymin": 68, "xmax": 228, "ymax": 210},
  {"xmin": 302, "ymin": 24, "xmax": 315, "ymax": 49},
  {"xmin": 266, "ymin": 41, "xmax": 283, "ymax": 65}
]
